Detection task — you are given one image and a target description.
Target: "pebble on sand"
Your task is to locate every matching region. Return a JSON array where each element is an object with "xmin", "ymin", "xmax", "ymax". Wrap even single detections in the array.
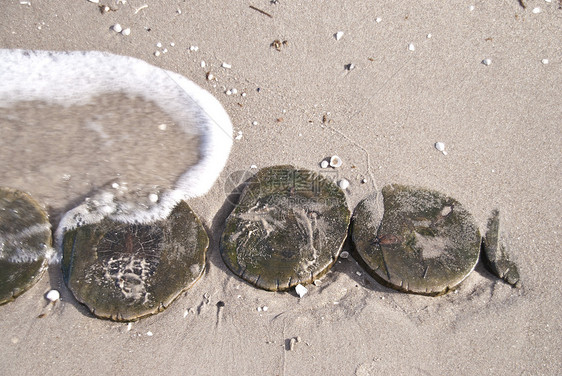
[
  {"xmin": 408, "ymin": 43, "xmax": 415, "ymax": 51},
  {"xmin": 112, "ymin": 24, "xmax": 123, "ymax": 33},
  {"xmin": 222, "ymin": 62, "xmax": 232, "ymax": 69},
  {"xmin": 295, "ymin": 284, "xmax": 308, "ymax": 298},
  {"xmin": 541, "ymin": 59, "xmax": 549, "ymax": 65},
  {"xmin": 339, "ymin": 179, "xmax": 350, "ymax": 190},
  {"xmin": 320, "ymin": 160, "xmax": 329, "ymax": 169},
  {"xmin": 335, "ymin": 31, "xmax": 344, "ymax": 41},
  {"xmin": 330, "ymin": 155, "xmax": 343, "ymax": 168},
  {"xmin": 482, "ymin": 58, "xmax": 492, "ymax": 66},
  {"xmin": 45, "ymin": 290, "xmax": 60, "ymax": 302},
  {"xmin": 121, "ymin": 28, "xmax": 131, "ymax": 36}
]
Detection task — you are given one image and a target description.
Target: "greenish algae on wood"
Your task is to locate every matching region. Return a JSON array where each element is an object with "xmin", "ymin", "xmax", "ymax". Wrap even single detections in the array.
[
  {"xmin": 220, "ymin": 165, "xmax": 351, "ymax": 291},
  {"xmin": 352, "ymin": 184, "xmax": 481, "ymax": 296},
  {"xmin": 62, "ymin": 201, "xmax": 208, "ymax": 321},
  {"xmin": 0, "ymin": 187, "xmax": 51, "ymax": 305},
  {"xmin": 482, "ymin": 209, "xmax": 521, "ymax": 288}
]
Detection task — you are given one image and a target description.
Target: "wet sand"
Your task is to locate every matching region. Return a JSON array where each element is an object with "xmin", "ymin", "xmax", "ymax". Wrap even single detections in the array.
[{"xmin": 0, "ymin": 1, "xmax": 561, "ymax": 375}]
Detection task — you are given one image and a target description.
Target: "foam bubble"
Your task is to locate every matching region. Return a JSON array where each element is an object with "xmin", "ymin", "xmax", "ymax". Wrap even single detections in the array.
[{"xmin": 0, "ymin": 50, "xmax": 232, "ymax": 262}]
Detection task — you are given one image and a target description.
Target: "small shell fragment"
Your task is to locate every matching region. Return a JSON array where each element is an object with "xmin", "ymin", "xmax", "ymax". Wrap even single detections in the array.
[
  {"xmin": 148, "ymin": 193, "xmax": 158, "ymax": 203},
  {"xmin": 375, "ymin": 17, "xmax": 382, "ymax": 23},
  {"xmin": 435, "ymin": 142, "xmax": 445, "ymax": 152},
  {"xmin": 482, "ymin": 58, "xmax": 492, "ymax": 66},
  {"xmin": 295, "ymin": 284, "xmax": 308, "ymax": 298},
  {"xmin": 330, "ymin": 155, "xmax": 343, "ymax": 168},
  {"xmin": 45, "ymin": 289, "xmax": 60, "ymax": 302},
  {"xmin": 222, "ymin": 62, "xmax": 232, "ymax": 69},
  {"xmin": 121, "ymin": 28, "xmax": 131, "ymax": 36},
  {"xmin": 408, "ymin": 43, "xmax": 415, "ymax": 51},
  {"xmin": 532, "ymin": 7, "xmax": 541, "ymax": 13},
  {"xmin": 112, "ymin": 24, "xmax": 123, "ymax": 33},
  {"xmin": 156, "ymin": 42, "xmax": 162, "ymax": 48},
  {"xmin": 190, "ymin": 46, "xmax": 199, "ymax": 51},
  {"xmin": 338, "ymin": 179, "xmax": 350, "ymax": 190},
  {"xmin": 154, "ymin": 51, "xmax": 161, "ymax": 57},
  {"xmin": 541, "ymin": 59, "xmax": 549, "ymax": 65},
  {"xmin": 335, "ymin": 31, "xmax": 344, "ymax": 41},
  {"xmin": 320, "ymin": 160, "xmax": 329, "ymax": 169}
]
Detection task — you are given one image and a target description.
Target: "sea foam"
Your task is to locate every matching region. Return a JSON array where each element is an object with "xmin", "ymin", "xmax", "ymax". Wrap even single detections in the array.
[{"xmin": 0, "ymin": 50, "xmax": 233, "ymax": 262}]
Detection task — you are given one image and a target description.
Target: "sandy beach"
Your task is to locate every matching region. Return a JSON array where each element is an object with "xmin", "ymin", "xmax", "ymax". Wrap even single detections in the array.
[{"xmin": 1, "ymin": 0, "xmax": 561, "ymax": 375}]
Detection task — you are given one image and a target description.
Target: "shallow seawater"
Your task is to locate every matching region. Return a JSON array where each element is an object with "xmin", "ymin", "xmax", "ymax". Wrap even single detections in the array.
[{"xmin": 0, "ymin": 92, "xmax": 200, "ymax": 227}]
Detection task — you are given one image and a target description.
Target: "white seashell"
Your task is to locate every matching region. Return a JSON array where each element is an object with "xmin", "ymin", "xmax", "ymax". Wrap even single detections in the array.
[
  {"xmin": 541, "ymin": 59, "xmax": 549, "ymax": 65},
  {"xmin": 45, "ymin": 289, "xmax": 60, "ymax": 302},
  {"xmin": 146, "ymin": 331, "xmax": 153, "ymax": 336},
  {"xmin": 262, "ymin": 306, "xmax": 268, "ymax": 312},
  {"xmin": 148, "ymin": 193, "xmax": 158, "ymax": 203},
  {"xmin": 340, "ymin": 251, "xmax": 349, "ymax": 259},
  {"xmin": 206, "ymin": 73, "xmax": 214, "ymax": 80},
  {"xmin": 127, "ymin": 322, "xmax": 132, "ymax": 330},
  {"xmin": 330, "ymin": 155, "xmax": 343, "ymax": 168},
  {"xmin": 532, "ymin": 7, "xmax": 541, "ymax": 13},
  {"xmin": 222, "ymin": 62, "xmax": 232, "ymax": 69},
  {"xmin": 225, "ymin": 90, "xmax": 232, "ymax": 96},
  {"xmin": 170, "ymin": 42, "xmax": 175, "ymax": 47},
  {"xmin": 320, "ymin": 160, "xmax": 329, "ymax": 169},
  {"xmin": 469, "ymin": 5, "xmax": 475, "ymax": 11},
  {"xmin": 156, "ymin": 42, "xmax": 162, "ymax": 48},
  {"xmin": 435, "ymin": 142, "xmax": 445, "ymax": 152},
  {"xmin": 252, "ymin": 121, "xmax": 258, "ymax": 126},
  {"xmin": 335, "ymin": 31, "xmax": 344, "ymax": 41},
  {"xmin": 482, "ymin": 58, "xmax": 492, "ymax": 66},
  {"xmin": 231, "ymin": 88, "xmax": 238, "ymax": 95},
  {"xmin": 427, "ymin": 33, "xmax": 432, "ymax": 39},
  {"xmin": 338, "ymin": 179, "xmax": 350, "ymax": 190},
  {"xmin": 408, "ymin": 43, "xmax": 415, "ymax": 51},
  {"xmin": 295, "ymin": 284, "xmax": 308, "ymax": 298},
  {"xmin": 112, "ymin": 24, "xmax": 123, "ymax": 33},
  {"xmin": 121, "ymin": 28, "xmax": 131, "ymax": 36},
  {"xmin": 200, "ymin": 61, "xmax": 206, "ymax": 68},
  {"xmin": 375, "ymin": 17, "xmax": 382, "ymax": 23}
]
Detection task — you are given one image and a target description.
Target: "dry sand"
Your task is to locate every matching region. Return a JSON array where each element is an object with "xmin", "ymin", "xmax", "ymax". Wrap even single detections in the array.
[{"xmin": 1, "ymin": 0, "xmax": 561, "ymax": 375}]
